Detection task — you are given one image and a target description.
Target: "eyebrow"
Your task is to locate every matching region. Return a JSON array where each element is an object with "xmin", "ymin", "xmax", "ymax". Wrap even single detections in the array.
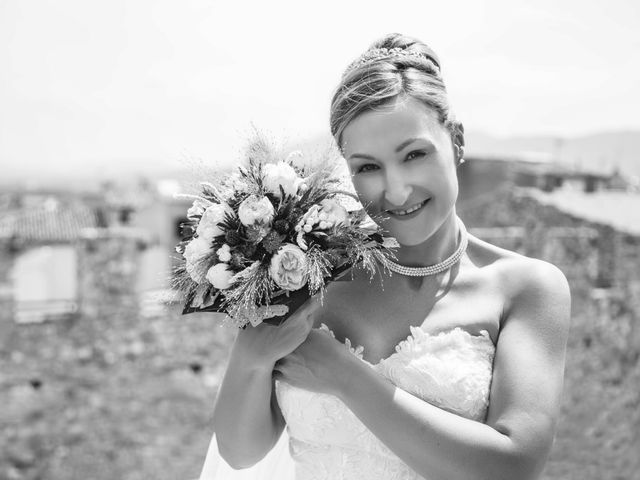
[{"xmin": 347, "ymin": 137, "xmax": 432, "ymax": 161}]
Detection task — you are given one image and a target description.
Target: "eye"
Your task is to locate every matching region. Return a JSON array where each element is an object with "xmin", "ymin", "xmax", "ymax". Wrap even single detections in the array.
[
  {"xmin": 405, "ymin": 150, "xmax": 426, "ymax": 161},
  {"xmin": 355, "ymin": 163, "xmax": 379, "ymax": 174}
]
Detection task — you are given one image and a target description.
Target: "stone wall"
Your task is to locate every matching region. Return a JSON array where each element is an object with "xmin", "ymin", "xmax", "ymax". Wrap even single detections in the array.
[
  {"xmin": 0, "ymin": 244, "xmax": 15, "ymax": 339},
  {"xmin": 0, "ymin": 227, "xmax": 227, "ymax": 480},
  {"xmin": 76, "ymin": 227, "xmax": 147, "ymax": 320},
  {"xmin": 460, "ymin": 187, "xmax": 640, "ymax": 479}
]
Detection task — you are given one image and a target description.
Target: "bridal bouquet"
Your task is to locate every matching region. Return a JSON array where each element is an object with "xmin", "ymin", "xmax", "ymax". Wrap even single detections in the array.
[{"xmin": 172, "ymin": 134, "xmax": 397, "ymax": 328}]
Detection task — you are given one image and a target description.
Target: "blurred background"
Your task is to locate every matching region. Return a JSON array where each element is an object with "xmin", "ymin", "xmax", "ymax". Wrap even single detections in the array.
[{"xmin": 1, "ymin": 0, "xmax": 639, "ymax": 479}]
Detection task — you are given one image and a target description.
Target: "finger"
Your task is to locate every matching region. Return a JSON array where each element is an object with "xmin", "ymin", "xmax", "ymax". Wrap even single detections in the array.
[{"xmin": 280, "ymin": 313, "xmax": 313, "ymax": 337}]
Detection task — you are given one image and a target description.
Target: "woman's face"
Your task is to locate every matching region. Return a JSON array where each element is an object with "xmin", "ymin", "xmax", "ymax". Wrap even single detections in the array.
[{"xmin": 341, "ymin": 96, "xmax": 458, "ymax": 246}]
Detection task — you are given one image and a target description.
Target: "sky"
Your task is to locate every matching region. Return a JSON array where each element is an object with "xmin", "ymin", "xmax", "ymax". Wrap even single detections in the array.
[{"xmin": 1, "ymin": 0, "xmax": 639, "ymax": 182}]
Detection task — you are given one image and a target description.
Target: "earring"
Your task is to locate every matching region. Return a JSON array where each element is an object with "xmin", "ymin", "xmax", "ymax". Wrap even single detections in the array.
[{"xmin": 456, "ymin": 145, "xmax": 465, "ymax": 166}]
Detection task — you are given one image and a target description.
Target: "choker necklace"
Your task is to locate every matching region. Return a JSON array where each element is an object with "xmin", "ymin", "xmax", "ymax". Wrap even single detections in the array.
[{"xmin": 383, "ymin": 216, "xmax": 468, "ymax": 277}]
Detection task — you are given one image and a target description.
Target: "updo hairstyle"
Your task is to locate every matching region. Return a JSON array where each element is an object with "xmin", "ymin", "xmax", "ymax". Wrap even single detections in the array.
[{"xmin": 329, "ymin": 33, "xmax": 464, "ymax": 154}]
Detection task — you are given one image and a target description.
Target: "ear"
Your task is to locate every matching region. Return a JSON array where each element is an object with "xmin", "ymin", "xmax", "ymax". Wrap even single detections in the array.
[
  {"xmin": 454, "ymin": 144, "xmax": 464, "ymax": 163},
  {"xmin": 452, "ymin": 121, "xmax": 465, "ymax": 149},
  {"xmin": 452, "ymin": 122, "xmax": 465, "ymax": 163}
]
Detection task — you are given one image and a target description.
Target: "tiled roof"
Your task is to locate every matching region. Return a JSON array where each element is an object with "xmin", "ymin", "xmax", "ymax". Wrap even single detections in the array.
[{"xmin": 0, "ymin": 201, "xmax": 99, "ymax": 243}]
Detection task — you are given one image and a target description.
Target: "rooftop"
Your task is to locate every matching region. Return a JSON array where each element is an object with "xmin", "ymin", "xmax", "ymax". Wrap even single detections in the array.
[
  {"xmin": 0, "ymin": 197, "xmax": 100, "ymax": 244},
  {"xmin": 526, "ymin": 188, "xmax": 640, "ymax": 235}
]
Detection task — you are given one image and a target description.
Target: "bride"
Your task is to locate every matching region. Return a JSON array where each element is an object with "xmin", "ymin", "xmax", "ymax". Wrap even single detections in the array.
[{"xmin": 198, "ymin": 33, "xmax": 571, "ymax": 480}]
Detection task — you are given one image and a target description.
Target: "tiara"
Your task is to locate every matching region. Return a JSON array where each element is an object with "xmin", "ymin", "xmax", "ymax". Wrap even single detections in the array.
[{"xmin": 344, "ymin": 47, "xmax": 440, "ymax": 75}]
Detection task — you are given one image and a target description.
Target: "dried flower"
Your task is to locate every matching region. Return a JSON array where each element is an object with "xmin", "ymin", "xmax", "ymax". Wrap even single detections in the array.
[
  {"xmin": 246, "ymin": 224, "xmax": 270, "ymax": 243},
  {"xmin": 273, "ymin": 219, "xmax": 290, "ymax": 234},
  {"xmin": 240, "ymin": 243, "xmax": 257, "ymax": 258},
  {"xmin": 261, "ymin": 230, "xmax": 285, "ymax": 254},
  {"xmin": 225, "ymin": 230, "xmax": 242, "ymax": 246},
  {"xmin": 230, "ymin": 252, "xmax": 245, "ymax": 269}
]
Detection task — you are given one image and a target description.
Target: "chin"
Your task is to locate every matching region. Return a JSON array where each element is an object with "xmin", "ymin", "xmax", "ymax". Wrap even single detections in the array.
[
  {"xmin": 382, "ymin": 221, "xmax": 432, "ymax": 246},
  {"xmin": 389, "ymin": 231, "xmax": 430, "ymax": 247}
]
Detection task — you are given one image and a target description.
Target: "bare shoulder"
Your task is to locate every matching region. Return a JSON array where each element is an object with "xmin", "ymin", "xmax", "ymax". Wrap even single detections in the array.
[
  {"xmin": 496, "ymin": 253, "xmax": 571, "ymax": 314},
  {"xmin": 480, "ymin": 234, "xmax": 571, "ymax": 330},
  {"xmin": 466, "ymin": 234, "xmax": 571, "ymax": 329},
  {"xmin": 468, "ymin": 234, "xmax": 570, "ymax": 294}
]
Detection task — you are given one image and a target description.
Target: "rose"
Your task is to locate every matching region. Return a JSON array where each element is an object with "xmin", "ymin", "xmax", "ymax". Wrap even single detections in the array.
[
  {"xmin": 183, "ymin": 237, "xmax": 212, "ymax": 283},
  {"xmin": 206, "ymin": 263, "xmax": 235, "ymax": 290},
  {"xmin": 263, "ymin": 161, "xmax": 304, "ymax": 198},
  {"xmin": 319, "ymin": 198, "xmax": 350, "ymax": 228},
  {"xmin": 197, "ymin": 203, "xmax": 232, "ymax": 242},
  {"xmin": 269, "ymin": 243, "xmax": 308, "ymax": 291},
  {"xmin": 237, "ymin": 195, "xmax": 275, "ymax": 227}
]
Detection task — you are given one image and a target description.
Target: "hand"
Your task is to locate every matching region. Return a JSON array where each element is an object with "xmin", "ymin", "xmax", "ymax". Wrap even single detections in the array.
[
  {"xmin": 232, "ymin": 294, "xmax": 323, "ymax": 370},
  {"xmin": 273, "ymin": 327, "xmax": 355, "ymax": 396}
]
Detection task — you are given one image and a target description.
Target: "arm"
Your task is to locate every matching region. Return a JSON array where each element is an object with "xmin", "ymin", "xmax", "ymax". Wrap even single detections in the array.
[
  {"xmin": 334, "ymin": 259, "xmax": 571, "ymax": 480},
  {"xmin": 212, "ymin": 296, "xmax": 320, "ymax": 469},
  {"xmin": 212, "ymin": 338, "xmax": 285, "ymax": 469}
]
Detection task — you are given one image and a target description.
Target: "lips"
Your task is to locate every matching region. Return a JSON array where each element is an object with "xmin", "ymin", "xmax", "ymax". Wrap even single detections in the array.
[{"xmin": 385, "ymin": 198, "xmax": 430, "ymax": 217}]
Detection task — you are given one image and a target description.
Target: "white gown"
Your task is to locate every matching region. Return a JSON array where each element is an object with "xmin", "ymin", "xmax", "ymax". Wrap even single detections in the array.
[{"xmin": 198, "ymin": 323, "xmax": 496, "ymax": 480}]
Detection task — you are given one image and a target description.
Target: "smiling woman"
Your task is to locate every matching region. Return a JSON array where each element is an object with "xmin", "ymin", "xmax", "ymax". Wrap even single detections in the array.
[
  {"xmin": 341, "ymin": 98, "xmax": 460, "ymax": 250},
  {"xmin": 200, "ymin": 32, "xmax": 571, "ymax": 480}
]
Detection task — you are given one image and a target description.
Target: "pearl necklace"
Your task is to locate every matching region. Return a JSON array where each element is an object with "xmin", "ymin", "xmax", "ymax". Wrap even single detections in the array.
[{"xmin": 383, "ymin": 216, "xmax": 468, "ymax": 277}]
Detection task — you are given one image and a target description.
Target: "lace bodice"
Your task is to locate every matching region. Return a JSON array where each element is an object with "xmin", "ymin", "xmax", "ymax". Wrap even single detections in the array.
[{"xmin": 274, "ymin": 323, "xmax": 496, "ymax": 480}]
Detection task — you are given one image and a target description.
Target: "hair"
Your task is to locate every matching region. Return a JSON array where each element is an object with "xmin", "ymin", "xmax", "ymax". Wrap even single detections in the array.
[{"xmin": 329, "ymin": 33, "xmax": 463, "ymax": 151}]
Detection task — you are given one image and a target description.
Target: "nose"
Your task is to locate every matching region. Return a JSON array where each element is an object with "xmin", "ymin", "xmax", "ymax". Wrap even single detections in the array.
[{"xmin": 383, "ymin": 169, "xmax": 413, "ymax": 207}]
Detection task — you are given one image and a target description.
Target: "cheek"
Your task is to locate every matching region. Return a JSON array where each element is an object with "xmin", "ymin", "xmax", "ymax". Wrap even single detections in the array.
[{"xmin": 351, "ymin": 175, "xmax": 384, "ymax": 208}]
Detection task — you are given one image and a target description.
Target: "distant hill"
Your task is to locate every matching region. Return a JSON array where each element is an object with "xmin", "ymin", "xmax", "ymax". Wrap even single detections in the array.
[
  {"xmin": 3, "ymin": 130, "xmax": 639, "ymax": 191},
  {"xmin": 465, "ymin": 130, "xmax": 640, "ymax": 177},
  {"xmin": 293, "ymin": 130, "xmax": 640, "ymax": 178}
]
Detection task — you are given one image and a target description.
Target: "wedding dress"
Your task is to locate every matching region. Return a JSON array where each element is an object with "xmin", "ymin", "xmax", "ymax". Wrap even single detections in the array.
[{"xmin": 198, "ymin": 323, "xmax": 495, "ymax": 480}]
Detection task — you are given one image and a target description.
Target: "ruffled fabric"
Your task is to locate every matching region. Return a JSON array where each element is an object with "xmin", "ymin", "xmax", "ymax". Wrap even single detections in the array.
[
  {"xmin": 318, "ymin": 323, "xmax": 365, "ymax": 360},
  {"xmin": 275, "ymin": 323, "xmax": 496, "ymax": 480},
  {"xmin": 377, "ymin": 326, "xmax": 495, "ymax": 420}
]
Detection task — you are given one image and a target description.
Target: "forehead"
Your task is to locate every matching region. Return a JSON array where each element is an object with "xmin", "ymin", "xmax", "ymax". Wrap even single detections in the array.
[{"xmin": 341, "ymin": 97, "xmax": 444, "ymax": 155}]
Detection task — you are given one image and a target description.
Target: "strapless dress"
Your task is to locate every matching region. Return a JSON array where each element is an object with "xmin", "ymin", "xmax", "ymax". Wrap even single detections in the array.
[{"xmin": 274, "ymin": 323, "xmax": 496, "ymax": 480}]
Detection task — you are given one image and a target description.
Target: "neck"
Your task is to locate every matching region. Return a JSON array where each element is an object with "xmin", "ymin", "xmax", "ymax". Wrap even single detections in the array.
[{"xmin": 393, "ymin": 211, "xmax": 461, "ymax": 267}]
